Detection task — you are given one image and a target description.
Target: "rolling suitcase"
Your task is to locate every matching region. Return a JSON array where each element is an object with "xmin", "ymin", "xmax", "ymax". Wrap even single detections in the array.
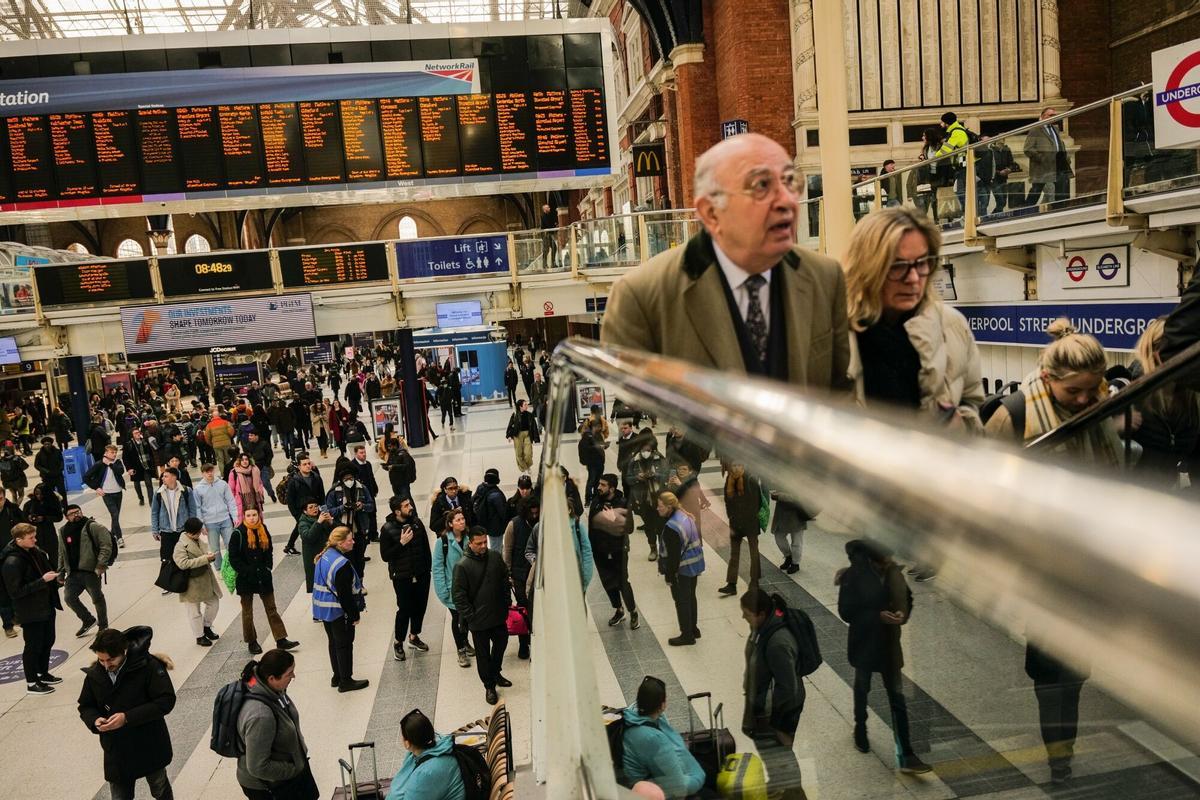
[
  {"xmin": 332, "ymin": 741, "xmax": 391, "ymax": 800},
  {"xmin": 715, "ymin": 752, "xmax": 768, "ymax": 800},
  {"xmin": 682, "ymin": 692, "xmax": 737, "ymax": 788}
]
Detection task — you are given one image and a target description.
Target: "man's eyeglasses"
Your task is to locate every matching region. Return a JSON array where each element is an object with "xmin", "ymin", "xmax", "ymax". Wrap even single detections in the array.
[
  {"xmin": 714, "ymin": 170, "xmax": 802, "ymax": 203},
  {"xmin": 886, "ymin": 256, "xmax": 936, "ymax": 282},
  {"xmin": 445, "ymin": 485, "xmax": 458, "ymax": 492}
]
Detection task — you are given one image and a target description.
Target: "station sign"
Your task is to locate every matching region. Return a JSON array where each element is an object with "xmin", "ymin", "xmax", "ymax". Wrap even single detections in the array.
[
  {"xmin": 954, "ymin": 301, "xmax": 1177, "ymax": 351},
  {"xmin": 1056, "ymin": 246, "xmax": 1130, "ymax": 289},
  {"xmin": 1152, "ymin": 38, "xmax": 1200, "ymax": 148},
  {"xmin": 395, "ymin": 235, "xmax": 507, "ymax": 280}
]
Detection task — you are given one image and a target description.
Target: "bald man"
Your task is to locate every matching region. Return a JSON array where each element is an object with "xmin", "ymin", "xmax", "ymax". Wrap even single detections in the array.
[{"xmin": 602, "ymin": 133, "xmax": 851, "ymax": 392}]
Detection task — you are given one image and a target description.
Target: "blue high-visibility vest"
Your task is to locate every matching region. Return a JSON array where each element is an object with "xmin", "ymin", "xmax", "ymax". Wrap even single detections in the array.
[
  {"xmin": 312, "ymin": 548, "xmax": 363, "ymax": 622},
  {"xmin": 660, "ymin": 510, "xmax": 705, "ymax": 577}
]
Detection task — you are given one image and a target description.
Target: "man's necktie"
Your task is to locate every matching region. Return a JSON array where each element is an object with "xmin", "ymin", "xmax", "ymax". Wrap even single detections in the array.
[{"xmin": 744, "ymin": 274, "xmax": 769, "ymax": 366}]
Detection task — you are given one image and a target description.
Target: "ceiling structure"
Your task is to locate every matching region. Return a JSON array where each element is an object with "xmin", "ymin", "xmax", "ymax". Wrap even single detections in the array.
[{"xmin": 0, "ymin": 0, "xmax": 572, "ymax": 40}]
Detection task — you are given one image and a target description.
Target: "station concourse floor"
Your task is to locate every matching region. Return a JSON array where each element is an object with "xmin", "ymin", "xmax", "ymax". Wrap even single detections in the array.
[{"xmin": 1, "ymin": 398, "xmax": 1198, "ymax": 800}]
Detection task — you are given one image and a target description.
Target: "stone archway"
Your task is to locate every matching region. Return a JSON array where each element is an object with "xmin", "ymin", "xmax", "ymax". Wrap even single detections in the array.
[
  {"xmin": 308, "ymin": 224, "xmax": 359, "ymax": 244},
  {"xmin": 371, "ymin": 208, "xmax": 446, "ymax": 241},
  {"xmin": 456, "ymin": 214, "xmax": 505, "ymax": 235}
]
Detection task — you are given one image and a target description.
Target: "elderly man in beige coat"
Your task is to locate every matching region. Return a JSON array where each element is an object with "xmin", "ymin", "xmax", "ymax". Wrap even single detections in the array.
[{"xmin": 602, "ymin": 133, "xmax": 852, "ymax": 393}]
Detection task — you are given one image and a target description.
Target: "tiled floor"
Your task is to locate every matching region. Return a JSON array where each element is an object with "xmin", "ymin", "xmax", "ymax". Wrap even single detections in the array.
[{"xmin": 0, "ymin": 389, "xmax": 1195, "ymax": 800}]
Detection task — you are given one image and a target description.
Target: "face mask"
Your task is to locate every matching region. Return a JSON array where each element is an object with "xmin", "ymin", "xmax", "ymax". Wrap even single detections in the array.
[{"xmin": 342, "ymin": 479, "xmax": 355, "ymax": 488}]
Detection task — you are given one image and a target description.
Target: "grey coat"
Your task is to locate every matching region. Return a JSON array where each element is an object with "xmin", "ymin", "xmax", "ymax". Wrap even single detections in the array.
[
  {"xmin": 172, "ymin": 534, "xmax": 221, "ymax": 604},
  {"xmin": 236, "ymin": 679, "xmax": 307, "ymax": 790}
]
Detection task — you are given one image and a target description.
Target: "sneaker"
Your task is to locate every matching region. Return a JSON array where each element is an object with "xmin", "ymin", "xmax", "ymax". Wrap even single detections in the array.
[
  {"xmin": 26, "ymin": 682, "xmax": 54, "ymax": 695},
  {"xmin": 248, "ymin": 641, "xmax": 263, "ymax": 655},
  {"xmin": 780, "ymin": 557, "xmax": 794, "ymax": 571},
  {"xmin": 854, "ymin": 725, "xmax": 869, "ymax": 754},
  {"xmin": 495, "ymin": 675, "xmax": 513, "ymax": 688},
  {"xmin": 196, "ymin": 637, "xmax": 212, "ymax": 647},
  {"xmin": 607, "ymin": 609, "xmax": 625, "ymax": 627},
  {"xmin": 75, "ymin": 621, "xmax": 96, "ymax": 638},
  {"xmin": 203, "ymin": 627, "xmax": 220, "ymax": 640},
  {"xmin": 117, "ymin": 538, "xmax": 126, "ymax": 548},
  {"xmin": 276, "ymin": 638, "xmax": 300, "ymax": 651},
  {"xmin": 283, "ymin": 547, "xmax": 299, "ymax": 556},
  {"xmin": 485, "ymin": 686, "xmax": 499, "ymax": 705},
  {"xmin": 785, "ymin": 562, "xmax": 800, "ymax": 575},
  {"xmin": 457, "ymin": 648, "xmax": 471, "ymax": 668},
  {"xmin": 914, "ymin": 570, "xmax": 938, "ymax": 583},
  {"xmin": 668, "ymin": 635, "xmax": 696, "ymax": 647},
  {"xmin": 629, "ymin": 611, "xmax": 640, "ymax": 630},
  {"xmin": 717, "ymin": 583, "xmax": 737, "ymax": 597},
  {"xmin": 464, "ymin": 644, "xmax": 475, "ymax": 657},
  {"xmin": 393, "ymin": 644, "xmax": 406, "ymax": 662},
  {"xmin": 408, "ymin": 636, "xmax": 429, "ymax": 652},
  {"xmin": 647, "ymin": 550, "xmax": 657, "ymax": 561},
  {"xmin": 38, "ymin": 673, "xmax": 62, "ymax": 685},
  {"xmin": 899, "ymin": 756, "xmax": 932, "ymax": 775},
  {"xmin": 338, "ymin": 678, "xmax": 369, "ymax": 693},
  {"xmin": 3, "ymin": 626, "xmax": 16, "ymax": 639}
]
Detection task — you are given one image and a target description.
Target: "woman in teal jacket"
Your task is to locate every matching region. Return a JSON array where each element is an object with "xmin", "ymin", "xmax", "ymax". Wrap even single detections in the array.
[
  {"xmin": 385, "ymin": 710, "xmax": 465, "ymax": 800},
  {"xmin": 432, "ymin": 508, "xmax": 473, "ymax": 668},
  {"xmin": 621, "ymin": 677, "xmax": 705, "ymax": 799}
]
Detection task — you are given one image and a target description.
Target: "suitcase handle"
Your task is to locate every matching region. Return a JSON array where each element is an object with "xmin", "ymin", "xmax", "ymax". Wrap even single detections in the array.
[
  {"xmin": 686, "ymin": 692, "xmax": 715, "ymax": 739},
  {"xmin": 349, "ymin": 741, "xmax": 376, "ymax": 750}
]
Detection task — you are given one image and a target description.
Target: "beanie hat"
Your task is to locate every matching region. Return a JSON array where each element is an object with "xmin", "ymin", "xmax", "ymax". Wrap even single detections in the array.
[
  {"xmin": 940, "ymin": 111, "xmax": 957, "ymax": 125},
  {"xmin": 484, "ymin": 468, "xmax": 500, "ymax": 485}
]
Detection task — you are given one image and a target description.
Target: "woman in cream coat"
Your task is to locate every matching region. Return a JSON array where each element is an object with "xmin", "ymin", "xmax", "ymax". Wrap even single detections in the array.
[{"xmin": 173, "ymin": 516, "xmax": 222, "ymax": 647}]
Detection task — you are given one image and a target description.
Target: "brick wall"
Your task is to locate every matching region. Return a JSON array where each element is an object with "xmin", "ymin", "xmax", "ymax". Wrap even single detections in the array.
[{"xmin": 711, "ymin": 0, "xmax": 796, "ymax": 155}]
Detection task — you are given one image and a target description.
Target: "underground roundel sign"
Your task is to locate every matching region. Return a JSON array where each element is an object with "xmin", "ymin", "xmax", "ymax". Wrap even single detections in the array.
[
  {"xmin": 1059, "ymin": 247, "xmax": 1130, "ymax": 290},
  {"xmin": 1152, "ymin": 38, "xmax": 1200, "ymax": 148}
]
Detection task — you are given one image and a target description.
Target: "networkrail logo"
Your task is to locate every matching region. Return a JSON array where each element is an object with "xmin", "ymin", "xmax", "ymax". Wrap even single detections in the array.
[
  {"xmin": 134, "ymin": 310, "xmax": 161, "ymax": 344},
  {"xmin": 425, "ymin": 63, "xmax": 474, "ymax": 82}
]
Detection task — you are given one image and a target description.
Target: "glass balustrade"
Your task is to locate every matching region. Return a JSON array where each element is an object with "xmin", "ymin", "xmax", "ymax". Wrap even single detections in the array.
[
  {"xmin": 514, "ymin": 227, "xmax": 572, "ymax": 275},
  {"xmin": 575, "ymin": 214, "xmax": 641, "ymax": 270}
]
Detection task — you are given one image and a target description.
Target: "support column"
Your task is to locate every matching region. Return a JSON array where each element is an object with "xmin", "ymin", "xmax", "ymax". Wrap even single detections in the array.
[
  {"xmin": 793, "ymin": 0, "xmax": 818, "ymax": 114},
  {"xmin": 63, "ymin": 356, "xmax": 90, "ymax": 446},
  {"xmin": 1041, "ymin": 0, "xmax": 1062, "ymax": 100},
  {"xmin": 394, "ymin": 328, "xmax": 428, "ymax": 448},
  {"xmin": 812, "ymin": 0, "xmax": 854, "ymax": 258},
  {"xmin": 669, "ymin": 44, "xmax": 719, "ymax": 206}
]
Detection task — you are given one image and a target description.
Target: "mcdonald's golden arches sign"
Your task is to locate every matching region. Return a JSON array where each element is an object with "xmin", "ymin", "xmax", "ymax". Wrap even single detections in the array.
[{"xmin": 632, "ymin": 143, "xmax": 666, "ymax": 177}]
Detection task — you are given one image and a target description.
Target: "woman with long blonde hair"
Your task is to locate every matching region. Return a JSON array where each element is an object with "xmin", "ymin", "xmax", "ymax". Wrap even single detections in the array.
[
  {"xmin": 656, "ymin": 491, "xmax": 704, "ymax": 647},
  {"xmin": 1128, "ymin": 317, "xmax": 1200, "ymax": 489}
]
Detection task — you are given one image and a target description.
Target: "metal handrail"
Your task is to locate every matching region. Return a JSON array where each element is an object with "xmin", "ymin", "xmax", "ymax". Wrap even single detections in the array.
[{"xmin": 542, "ymin": 337, "xmax": 1200, "ymax": 747}]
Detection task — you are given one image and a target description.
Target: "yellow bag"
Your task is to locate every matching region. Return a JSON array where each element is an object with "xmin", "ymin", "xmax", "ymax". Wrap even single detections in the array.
[{"xmin": 715, "ymin": 752, "xmax": 768, "ymax": 800}]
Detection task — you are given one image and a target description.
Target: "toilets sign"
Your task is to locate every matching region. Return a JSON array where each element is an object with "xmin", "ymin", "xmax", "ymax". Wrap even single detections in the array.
[
  {"xmin": 1152, "ymin": 38, "xmax": 1200, "ymax": 148},
  {"xmin": 395, "ymin": 235, "xmax": 508, "ymax": 280}
]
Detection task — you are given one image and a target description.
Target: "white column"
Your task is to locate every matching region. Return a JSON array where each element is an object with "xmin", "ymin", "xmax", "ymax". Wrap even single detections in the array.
[
  {"xmin": 812, "ymin": 0, "xmax": 854, "ymax": 257},
  {"xmin": 793, "ymin": 0, "xmax": 818, "ymax": 113},
  {"xmin": 1041, "ymin": 0, "xmax": 1062, "ymax": 100}
]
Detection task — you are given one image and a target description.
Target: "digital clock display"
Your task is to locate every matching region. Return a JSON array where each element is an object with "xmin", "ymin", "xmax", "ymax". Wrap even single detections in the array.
[{"xmin": 157, "ymin": 250, "xmax": 273, "ymax": 297}]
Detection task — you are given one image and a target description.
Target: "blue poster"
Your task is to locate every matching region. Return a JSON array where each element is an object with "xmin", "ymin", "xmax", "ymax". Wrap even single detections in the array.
[
  {"xmin": 395, "ymin": 235, "xmax": 508, "ymax": 280},
  {"xmin": 954, "ymin": 301, "xmax": 1178, "ymax": 350}
]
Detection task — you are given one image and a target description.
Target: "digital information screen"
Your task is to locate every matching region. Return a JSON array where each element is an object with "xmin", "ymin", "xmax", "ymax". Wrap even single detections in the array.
[
  {"xmin": 278, "ymin": 243, "xmax": 390, "ymax": 288},
  {"xmin": 34, "ymin": 259, "xmax": 155, "ymax": 306},
  {"xmin": 0, "ymin": 336, "xmax": 19, "ymax": 365},
  {"xmin": 436, "ymin": 300, "xmax": 484, "ymax": 328},
  {"xmin": 121, "ymin": 293, "xmax": 316, "ymax": 357},
  {"xmin": 0, "ymin": 47, "xmax": 612, "ymax": 210},
  {"xmin": 157, "ymin": 250, "xmax": 274, "ymax": 297}
]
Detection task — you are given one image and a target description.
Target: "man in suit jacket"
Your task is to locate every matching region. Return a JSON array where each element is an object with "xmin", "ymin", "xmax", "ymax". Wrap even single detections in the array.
[
  {"xmin": 1023, "ymin": 107, "xmax": 1073, "ymax": 207},
  {"xmin": 602, "ymin": 133, "xmax": 852, "ymax": 394}
]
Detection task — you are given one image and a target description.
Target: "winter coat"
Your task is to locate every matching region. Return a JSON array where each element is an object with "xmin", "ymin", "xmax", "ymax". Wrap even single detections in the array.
[
  {"xmin": 205, "ymin": 418, "xmax": 235, "ymax": 452},
  {"xmin": 620, "ymin": 703, "xmax": 706, "ymax": 799},
  {"xmin": 235, "ymin": 676, "xmax": 308, "ymax": 791},
  {"xmin": 83, "ymin": 458, "xmax": 127, "ymax": 492},
  {"xmin": 451, "ymin": 547, "xmax": 511, "ymax": 632},
  {"xmin": 34, "ymin": 446, "xmax": 64, "ymax": 481},
  {"xmin": 432, "ymin": 532, "xmax": 465, "ymax": 610},
  {"xmin": 286, "ymin": 470, "xmax": 326, "ymax": 519},
  {"xmin": 429, "ymin": 490, "xmax": 474, "ymax": 535},
  {"xmin": 0, "ymin": 540, "xmax": 61, "ymax": 624},
  {"xmin": 228, "ymin": 524, "xmax": 276, "ymax": 596},
  {"xmin": 473, "ymin": 481, "xmax": 509, "ymax": 538},
  {"xmin": 502, "ymin": 515, "xmax": 536, "ymax": 586},
  {"xmin": 588, "ymin": 490, "xmax": 632, "ymax": 592},
  {"xmin": 522, "ymin": 517, "xmax": 593, "ymax": 594},
  {"xmin": 1024, "ymin": 122, "xmax": 1073, "ymax": 184},
  {"xmin": 379, "ymin": 512, "xmax": 432, "ymax": 582},
  {"xmin": 230, "ymin": 466, "xmax": 266, "ymax": 520},
  {"xmin": 194, "ymin": 477, "xmax": 238, "ymax": 526},
  {"xmin": 0, "ymin": 500, "xmax": 22, "ymax": 547},
  {"xmin": 172, "ymin": 534, "xmax": 221, "ymax": 604},
  {"xmin": 743, "ymin": 612, "xmax": 804, "ymax": 736},
  {"xmin": 723, "ymin": 473, "xmax": 762, "ymax": 539},
  {"xmin": 77, "ymin": 627, "xmax": 176, "ymax": 783},
  {"xmin": 24, "ymin": 494, "xmax": 62, "ymax": 565},
  {"xmin": 836, "ymin": 540, "xmax": 911, "ymax": 673},
  {"xmin": 847, "ymin": 301, "xmax": 985, "ymax": 429},
  {"xmin": 57, "ymin": 517, "xmax": 113, "ymax": 574},
  {"xmin": 0, "ymin": 454, "xmax": 28, "ymax": 489},
  {"xmin": 297, "ymin": 514, "xmax": 332, "ymax": 593},
  {"xmin": 383, "ymin": 733, "xmax": 466, "ymax": 800}
]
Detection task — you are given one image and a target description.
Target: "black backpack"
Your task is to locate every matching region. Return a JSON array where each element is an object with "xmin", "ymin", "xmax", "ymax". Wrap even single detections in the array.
[
  {"xmin": 605, "ymin": 716, "xmax": 639, "ymax": 787},
  {"xmin": 391, "ymin": 451, "xmax": 417, "ymax": 486},
  {"xmin": 210, "ymin": 675, "xmax": 268, "ymax": 758},
  {"xmin": 417, "ymin": 744, "xmax": 489, "ymax": 800},
  {"xmin": 980, "ymin": 383, "xmax": 1026, "ymax": 442},
  {"xmin": 963, "ymin": 127, "xmax": 982, "ymax": 145},
  {"xmin": 472, "ymin": 486, "xmax": 498, "ymax": 530},
  {"xmin": 85, "ymin": 518, "xmax": 119, "ymax": 566},
  {"xmin": 767, "ymin": 607, "xmax": 823, "ymax": 677}
]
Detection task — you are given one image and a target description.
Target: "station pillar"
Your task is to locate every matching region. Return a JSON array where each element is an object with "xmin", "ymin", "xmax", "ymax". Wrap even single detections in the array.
[
  {"xmin": 63, "ymin": 356, "xmax": 90, "ymax": 443},
  {"xmin": 395, "ymin": 328, "xmax": 428, "ymax": 448}
]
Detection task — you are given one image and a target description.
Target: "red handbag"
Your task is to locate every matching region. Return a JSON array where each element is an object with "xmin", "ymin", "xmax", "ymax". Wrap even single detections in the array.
[{"xmin": 506, "ymin": 604, "xmax": 530, "ymax": 636}]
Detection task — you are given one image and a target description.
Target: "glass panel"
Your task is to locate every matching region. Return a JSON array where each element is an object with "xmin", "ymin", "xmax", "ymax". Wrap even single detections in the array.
[
  {"xmin": 514, "ymin": 227, "xmax": 569, "ymax": 275},
  {"xmin": 576, "ymin": 215, "xmax": 639, "ymax": 270},
  {"xmin": 1122, "ymin": 90, "xmax": 1200, "ymax": 196},
  {"xmin": 643, "ymin": 210, "xmax": 700, "ymax": 259},
  {"xmin": 797, "ymin": 197, "xmax": 821, "ymax": 251}
]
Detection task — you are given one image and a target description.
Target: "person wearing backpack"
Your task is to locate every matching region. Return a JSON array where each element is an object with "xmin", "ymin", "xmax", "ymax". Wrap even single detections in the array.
[
  {"xmin": 473, "ymin": 468, "xmax": 509, "ymax": 552},
  {"xmin": 739, "ymin": 588, "xmax": 809, "ymax": 799},
  {"xmin": 386, "ymin": 438, "xmax": 418, "ymax": 502},
  {"xmin": 433, "ymin": 508, "xmax": 473, "ymax": 670},
  {"xmin": 385, "ymin": 709, "xmax": 467, "ymax": 800},
  {"xmin": 58, "ymin": 503, "xmax": 112, "ymax": 638},
  {"xmin": 236, "ymin": 648, "xmax": 319, "ymax": 800},
  {"xmin": 835, "ymin": 539, "xmax": 930, "ymax": 775}
]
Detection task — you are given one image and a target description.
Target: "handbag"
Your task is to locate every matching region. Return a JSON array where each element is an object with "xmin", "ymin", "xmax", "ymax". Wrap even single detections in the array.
[
  {"xmin": 154, "ymin": 558, "xmax": 188, "ymax": 593},
  {"xmin": 592, "ymin": 507, "xmax": 630, "ymax": 537},
  {"xmin": 506, "ymin": 603, "xmax": 531, "ymax": 637},
  {"xmin": 220, "ymin": 557, "xmax": 238, "ymax": 593}
]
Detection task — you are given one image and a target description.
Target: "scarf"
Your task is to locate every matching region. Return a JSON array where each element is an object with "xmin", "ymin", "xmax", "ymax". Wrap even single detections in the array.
[
  {"xmin": 725, "ymin": 472, "xmax": 746, "ymax": 498},
  {"xmin": 234, "ymin": 465, "xmax": 256, "ymax": 494},
  {"xmin": 243, "ymin": 519, "xmax": 269, "ymax": 550},
  {"xmin": 1019, "ymin": 370, "xmax": 1123, "ymax": 467}
]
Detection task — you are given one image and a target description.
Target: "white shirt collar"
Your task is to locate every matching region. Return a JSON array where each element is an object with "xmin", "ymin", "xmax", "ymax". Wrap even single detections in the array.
[{"xmin": 712, "ymin": 241, "xmax": 772, "ymax": 292}]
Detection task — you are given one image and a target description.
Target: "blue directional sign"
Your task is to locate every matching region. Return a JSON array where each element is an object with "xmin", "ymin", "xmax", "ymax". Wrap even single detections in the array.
[{"xmin": 395, "ymin": 235, "xmax": 508, "ymax": 280}]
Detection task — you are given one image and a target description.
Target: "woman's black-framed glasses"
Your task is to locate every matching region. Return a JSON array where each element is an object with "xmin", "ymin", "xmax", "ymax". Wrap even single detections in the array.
[{"xmin": 887, "ymin": 255, "xmax": 936, "ymax": 282}]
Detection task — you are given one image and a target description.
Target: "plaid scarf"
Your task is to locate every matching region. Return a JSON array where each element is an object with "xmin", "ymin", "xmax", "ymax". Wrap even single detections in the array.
[{"xmin": 1019, "ymin": 371, "xmax": 1123, "ymax": 468}]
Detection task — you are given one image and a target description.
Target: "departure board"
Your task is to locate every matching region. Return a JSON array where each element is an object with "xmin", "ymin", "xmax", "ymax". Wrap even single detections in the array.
[
  {"xmin": 339, "ymin": 99, "xmax": 385, "ymax": 183},
  {"xmin": 570, "ymin": 88, "xmax": 609, "ymax": 168},
  {"xmin": 278, "ymin": 243, "xmax": 389, "ymax": 288},
  {"xmin": 158, "ymin": 250, "xmax": 274, "ymax": 297},
  {"xmin": 259, "ymin": 103, "xmax": 305, "ymax": 187},
  {"xmin": 91, "ymin": 110, "xmax": 141, "ymax": 196},
  {"xmin": 34, "ymin": 259, "xmax": 155, "ymax": 306},
  {"xmin": 456, "ymin": 94, "xmax": 500, "ymax": 175},
  {"xmin": 298, "ymin": 100, "xmax": 345, "ymax": 184},
  {"xmin": 378, "ymin": 97, "xmax": 423, "ymax": 179},
  {"xmin": 174, "ymin": 106, "xmax": 224, "ymax": 191},
  {"xmin": 532, "ymin": 90, "xmax": 572, "ymax": 172},
  {"xmin": 496, "ymin": 93, "xmax": 535, "ymax": 174},
  {"xmin": 218, "ymin": 105, "xmax": 265, "ymax": 189},
  {"xmin": 7, "ymin": 115, "xmax": 54, "ymax": 201},
  {"xmin": 0, "ymin": 123, "xmax": 11, "ymax": 202},
  {"xmin": 418, "ymin": 96, "xmax": 461, "ymax": 177},
  {"xmin": 136, "ymin": 108, "xmax": 180, "ymax": 195},
  {"xmin": 49, "ymin": 113, "xmax": 98, "ymax": 199}
]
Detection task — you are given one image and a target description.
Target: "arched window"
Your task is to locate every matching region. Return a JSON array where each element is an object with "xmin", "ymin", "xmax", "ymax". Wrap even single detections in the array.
[
  {"xmin": 397, "ymin": 216, "xmax": 418, "ymax": 240},
  {"xmin": 115, "ymin": 238, "xmax": 144, "ymax": 258},
  {"xmin": 65, "ymin": 242, "xmax": 89, "ymax": 255},
  {"xmin": 184, "ymin": 234, "xmax": 211, "ymax": 253}
]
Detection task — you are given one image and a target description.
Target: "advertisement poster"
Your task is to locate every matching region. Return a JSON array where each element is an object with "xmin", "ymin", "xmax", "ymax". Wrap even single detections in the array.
[
  {"xmin": 576, "ymin": 382, "xmax": 606, "ymax": 421},
  {"xmin": 101, "ymin": 372, "xmax": 134, "ymax": 396},
  {"xmin": 370, "ymin": 397, "xmax": 403, "ymax": 438},
  {"xmin": 120, "ymin": 294, "xmax": 316, "ymax": 357}
]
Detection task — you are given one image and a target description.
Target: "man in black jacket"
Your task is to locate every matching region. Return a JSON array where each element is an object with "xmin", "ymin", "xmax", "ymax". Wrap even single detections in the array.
[
  {"xmin": 245, "ymin": 431, "xmax": 276, "ymax": 503},
  {"xmin": 588, "ymin": 475, "xmax": 639, "ymax": 629},
  {"xmin": 0, "ymin": 522, "xmax": 63, "ymax": 694},
  {"xmin": 452, "ymin": 526, "xmax": 512, "ymax": 705},
  {"xmin": 78, "ymin": 626, "xmax": 177, "ymax": 800},
  {"xmin": 504, "ymin": 361, "xmax": 519, "ymax": 407},
  {"xmin": 34, "ymin": 437, "xmax": 67, "ymax": 503},
  {"xmin": 379, "ymin": 496, "xmax": 432, "ymax": 662},
  {"xmin": 284, "ymin": 454, "xmax": 325, "ymax": 555},
  {"xmin": 473, "ymin": 468, "xmax": 509, "ymax": 552},
  {"xmin": 84, "ymin": 444, "xmax": 128, "ymax": 547},
  {"xmin": 350, "ymin": 444, "xmax": 379, "ymax": 543},
  {"xmin": 121, "ymin": 428, "xmax": 155, "ymax": 506}
]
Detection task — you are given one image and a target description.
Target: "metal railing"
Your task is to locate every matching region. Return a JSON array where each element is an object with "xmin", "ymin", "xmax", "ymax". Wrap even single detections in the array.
[{"xmin": 531, "ymin": 337, "xmax": 1200, "ymax": 798}]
